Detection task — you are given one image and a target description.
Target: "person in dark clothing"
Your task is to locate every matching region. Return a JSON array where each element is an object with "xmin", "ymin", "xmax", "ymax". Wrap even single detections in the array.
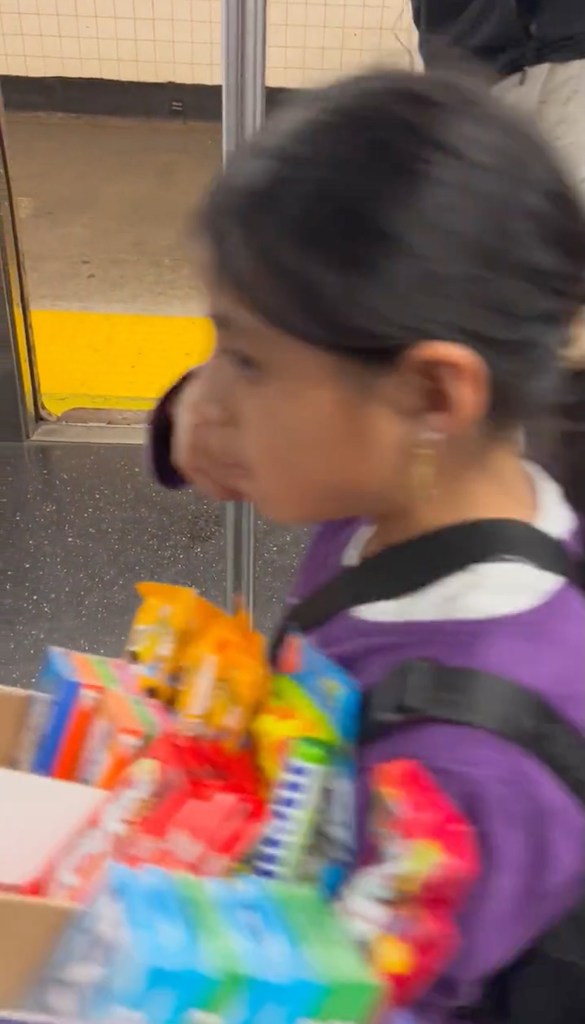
[
  {"xmin": 412, "ymin": 1, "xmax": 585, "ymax": 78},
  {"xmin": 412, "ymin": 1, "xmax": 585, "ymax": 367}
]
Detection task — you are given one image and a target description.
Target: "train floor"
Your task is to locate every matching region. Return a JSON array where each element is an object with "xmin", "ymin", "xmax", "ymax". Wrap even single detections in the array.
[
  {"xmin": 6, "ymin": 111, "xmax": 221, "ymax": 415},
  {"xmin": 0, "ymin": 439, "xmax": 306, "ymax": 689}
]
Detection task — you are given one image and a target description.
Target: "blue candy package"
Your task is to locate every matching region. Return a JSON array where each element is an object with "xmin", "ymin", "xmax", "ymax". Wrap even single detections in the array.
[
  {"xmin": 28, "ymin": 863, "xmax": 126, "ymax": 1020},
  {"xmin": 207, "ymin": 877, "xmax": 302, "ymax": 1024},
  {"xmin": 17, "ymin": 648, "xmax": 80, "ymax": 775},
  {"xmin": 100, "ymin": 865, "xmax": 207, "ymax": 1024}
]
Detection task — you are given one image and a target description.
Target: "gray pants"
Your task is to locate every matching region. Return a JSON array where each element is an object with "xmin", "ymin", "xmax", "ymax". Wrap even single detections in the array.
[
  {"xmin": 494, "ymin": 60, "xmax": 585, "ymax": 366},
  {"xmin": 494, "ymin": 59, "xmax": 585, "ymax": 198}
]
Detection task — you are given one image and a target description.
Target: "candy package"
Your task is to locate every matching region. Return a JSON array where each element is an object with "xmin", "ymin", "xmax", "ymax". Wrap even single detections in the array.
[
  {"xmin": 76, "ymin": 683, "xmax": 160, "ymax": 790},
  {"xmin": 30, "ymin": 866, "xmax": 382, "ymax": 1024},
  {"xmin": 269, "ymin": 881, "xmax": 383, "ymax": 1024},
  {"xmin": 370, "ymin": 760, "xmax": 480, "ymax": 905},
  {"xmin": 17, "ymin": 648, "xmax": 86, "ymax": 776},
  {"xmin": 14, "ymin": 648, "xmax": 169, "ymax": 787},
  {"xmin": 126, "ymin": 583, "xmax": 204, "ymax": 704},
  {"xmin": 253, "ymin": 634, "xmax": 360, "ymax": 783},
  {"xmin": 251, "ymin": 636, "xmax": 360, "ymax": 894},
  {"xmin": 175, "ymin": 606, "xmax": 269, "ymax": 748},
  {"xmin": 110, "ymin": 734, "xmax": 266, "ymax": 876},
  {"xmin": 339, "ymin": 759, "xmax": 479, "ymax": 1007}
]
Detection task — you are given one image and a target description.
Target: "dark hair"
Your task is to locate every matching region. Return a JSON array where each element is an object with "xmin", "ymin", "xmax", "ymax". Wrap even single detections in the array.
[{"xmin": 201, "ymin": 69, "xmax": 585, "ymax": 429}]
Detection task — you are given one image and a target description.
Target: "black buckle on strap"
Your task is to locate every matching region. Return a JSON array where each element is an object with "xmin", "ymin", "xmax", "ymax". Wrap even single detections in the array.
[{"xmin": 361, "ymin": 660, "xmax": 438, "ymax": 733}]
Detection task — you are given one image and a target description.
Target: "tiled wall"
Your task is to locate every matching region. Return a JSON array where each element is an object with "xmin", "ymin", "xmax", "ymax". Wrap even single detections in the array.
[
  {"xmin": 266, "ymin": 1, "xmax": 418, "ymax": 88},
  {"xmin": 0, "ymin": 0, "xmax": 417, "ymax": 86}
]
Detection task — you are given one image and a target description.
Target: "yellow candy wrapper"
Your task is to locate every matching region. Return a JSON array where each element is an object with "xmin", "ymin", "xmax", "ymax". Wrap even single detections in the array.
[
  {"xmin": 126, "ymin": 583, "xmax": 218, "ymax": 704},
  {"xmin": 176, "ymin": 607, "xmax": 270, "ymax": 747}
]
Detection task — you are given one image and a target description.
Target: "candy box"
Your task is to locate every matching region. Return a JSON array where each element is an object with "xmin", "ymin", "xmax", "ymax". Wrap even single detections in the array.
[
  {"xmin": 44, "ymin": 751, "xmax": 164, "ymax": 904},
  {"xmin": 0, "ymin": 694, "xmax": 76, "ymax": 1012},
  {"xmin": 0, "ymin": 887, "xmax": 74, "ymax": 1011},
  {"xmin": 0, "ymin": 686, "xmax": 30, "ymax": 769},
  {"xmin": 51, "ymin": 652, "xmax": 109, "ymax": 782},
  {"xmin": 114, "ymin": 736, "xmax": 266, "ymax": 875},
  {"xmin": 253, "ymin": 636, "xmax": 360, "ymax": 783},
  {"xmin": 253, "ymin": 738, "xmax": 332, "ymax": 881},
  {"xmin": 236, "ymin": 877, "xmax": 334, "ymax": 1024},
  {"xmin": 268, "ymin": 882, "xmax": 383, "ymax": 1024},
  {"xmin": 24, "ymin": 867, "xmax": 381, "ymax": 1024},
  {"xmin": 45, "ymin": 733, "xmax": 266, "ymax": 902},
  {"xmin": 76, "ymin": 685, "xmax": 158, "ymax": 790},
  {"xmin": 30, "ymin": 863, "xmax": 205, "ymax": 1024},
  {"xmin": 208, "ymin": 876, "xmax": 305, "ymax": 1024},
  {"xmin": 98, "ymin": 865, "xmax": 213, "ymax": 1024},
  {"xmin": 173, "ymin": 874, "xmax": 245, "ymax": 1021},
  {"xmin": 12, "ymin": 648, "xmax": 167, "ymax": 786},
  {"xmin": 26, "ymin": 864, "xmax": 123, "ymax": 1021},
  {"xmin": 16, "ymin": 648, "xmax": 84, "ymax": 776}
]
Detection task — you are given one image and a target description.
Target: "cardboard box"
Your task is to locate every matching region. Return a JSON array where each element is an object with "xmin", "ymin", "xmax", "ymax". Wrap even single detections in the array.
[{"xmin": 0, "ymin": 687, "xmax": 76, "ymax": 1010}]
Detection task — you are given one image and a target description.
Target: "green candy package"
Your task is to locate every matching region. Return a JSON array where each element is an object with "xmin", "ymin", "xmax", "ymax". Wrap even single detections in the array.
[{"xmin": 268, "ymin": 881, "xmax": 383, "ymax": 1024}]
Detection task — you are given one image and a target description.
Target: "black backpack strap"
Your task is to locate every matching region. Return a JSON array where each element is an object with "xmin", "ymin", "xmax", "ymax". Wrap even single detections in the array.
[
  {"xmin": 360, "ymin": 660, "xmax": 585, "ymax": 806},
  {"xmin": 272, "ymin": 519, "xmax": 578, "ymax": 660}
]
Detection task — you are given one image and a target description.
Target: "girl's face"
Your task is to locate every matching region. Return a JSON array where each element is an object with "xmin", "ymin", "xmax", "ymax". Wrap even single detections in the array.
[{"xmin": 193, "ymin": 278, "xmax": 417, "ymax": 524}]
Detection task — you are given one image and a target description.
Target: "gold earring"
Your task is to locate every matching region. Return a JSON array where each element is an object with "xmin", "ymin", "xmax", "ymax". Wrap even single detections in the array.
[{"xmin": 412, "ymin": 431, "xmax": 440, "ymax": 502}]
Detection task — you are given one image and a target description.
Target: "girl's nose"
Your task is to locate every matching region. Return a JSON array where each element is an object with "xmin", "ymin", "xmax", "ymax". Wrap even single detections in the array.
[
  {"xmin": 191, "ymin": 360, "xmax": 233, "ymax": 426},
  {"xmin": 194, "ymin": 400, "xmax": 228, "ymax": 426}
]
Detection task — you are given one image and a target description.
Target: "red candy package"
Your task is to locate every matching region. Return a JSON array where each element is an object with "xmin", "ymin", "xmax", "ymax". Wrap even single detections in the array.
[
  {"xmin": 339, "ymin": 759, "xmax": 479, "ymax": 1007},
  {"xmin": 49, "ymin": 732, "xmax": 266, "ymax": 901},
  {"xmin": 370, "ymin": 759, "xmax": 480, "ymax": 906},
  {"xmin": 113, "ymin": 733, "xmax": 266, "ymax": 874}
]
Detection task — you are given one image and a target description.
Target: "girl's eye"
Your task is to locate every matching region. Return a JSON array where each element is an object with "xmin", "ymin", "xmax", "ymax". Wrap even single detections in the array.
[{"xmin": 225, "ymin": 349, "xmax": 261, "ymax": 377}]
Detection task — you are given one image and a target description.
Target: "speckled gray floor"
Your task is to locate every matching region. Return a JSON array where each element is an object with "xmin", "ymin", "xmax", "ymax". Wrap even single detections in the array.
[{"xmin": 0, "ymin": 441, "xmax": 307, "ymax": 689}]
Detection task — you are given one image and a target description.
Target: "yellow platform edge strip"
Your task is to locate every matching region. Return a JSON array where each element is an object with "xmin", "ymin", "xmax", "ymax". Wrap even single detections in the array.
[{"xmin": 31, "ymin": 309, "xmax": 215, "ymax": 416}]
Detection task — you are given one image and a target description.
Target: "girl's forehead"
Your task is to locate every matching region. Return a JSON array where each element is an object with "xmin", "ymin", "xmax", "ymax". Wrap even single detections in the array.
[
  {"xmin": 206, "ymin": 272, "xmax": 262, "ymax": 329},
  {"xmin": 208, "ymin": 277, "xmax": 303, "ymax": 356}
]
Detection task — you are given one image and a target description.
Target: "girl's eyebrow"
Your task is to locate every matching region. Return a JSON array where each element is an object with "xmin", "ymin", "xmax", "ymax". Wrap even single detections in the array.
[
  {"xmin": 212, "ymin": 308, "xmax": 262, "ymax": 338},
  {"xmin": 210, "ymin": 311, "xmax": 236, "ymax": 331}
]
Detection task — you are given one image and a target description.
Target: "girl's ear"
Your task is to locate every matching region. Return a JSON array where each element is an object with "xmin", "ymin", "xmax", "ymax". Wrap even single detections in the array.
[{"xmin": 393, "ymin": 340, "xmax": 492, "ymax": 437}]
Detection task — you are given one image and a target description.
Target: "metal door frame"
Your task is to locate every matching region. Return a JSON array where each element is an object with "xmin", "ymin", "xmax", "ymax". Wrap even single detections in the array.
[
  {"xmin": 222, "ymin": 0, "xmax": 267, "ymax": 616},
  {"xmin": 0, "ymin": 90, "xmax": 42, "ymax": 441},
  {"xmin": 0, "ymin": 4, "xmax": 267, "ymax": 609}
]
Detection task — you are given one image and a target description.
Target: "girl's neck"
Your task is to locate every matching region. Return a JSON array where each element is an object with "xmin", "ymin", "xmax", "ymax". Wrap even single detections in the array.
[{"xmin": 367, "ymin": 447, "xmax": 535, "ymax": 556}]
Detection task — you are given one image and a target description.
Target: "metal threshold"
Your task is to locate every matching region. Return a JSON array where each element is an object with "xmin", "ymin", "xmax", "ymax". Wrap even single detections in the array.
[
  {"xmin": 32, "ymin": 408, "xmax": 147, "ymax": 444},
  {"xmin": 33, "ymin": 422, "xmax": 145, "ymax": 444}
]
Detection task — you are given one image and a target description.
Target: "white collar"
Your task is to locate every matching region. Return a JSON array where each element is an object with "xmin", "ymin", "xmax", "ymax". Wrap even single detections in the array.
[{"xmin": 341, "ymin": 464, "xmax": 578, "ymax": 624}]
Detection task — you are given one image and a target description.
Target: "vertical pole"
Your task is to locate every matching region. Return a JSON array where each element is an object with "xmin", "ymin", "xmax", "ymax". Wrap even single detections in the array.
[{"xmin": 221, "ymin": 0, "xmax": 266, "ymax": 615}]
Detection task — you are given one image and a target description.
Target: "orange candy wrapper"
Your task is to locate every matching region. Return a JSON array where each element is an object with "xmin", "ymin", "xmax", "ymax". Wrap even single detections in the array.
[
  {"xmin": 126, "ymin": 583, "xmax": 213, "ymax": 704},
  {"xmin": 127, "ymin": 584, "xmax": 269, "ymax": 750},
  {"xmin": 176, "ymin": 606, "xmax": 270, "ymax": 748}
]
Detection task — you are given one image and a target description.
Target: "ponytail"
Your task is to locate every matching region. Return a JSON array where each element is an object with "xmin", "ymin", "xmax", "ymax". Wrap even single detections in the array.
[{"xmin": 559, "ymin": 369, "xmax": 585, "ymax": 525}]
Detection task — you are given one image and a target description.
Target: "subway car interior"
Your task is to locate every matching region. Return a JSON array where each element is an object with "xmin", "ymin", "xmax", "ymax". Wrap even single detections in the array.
[
  {"xmin": 2, "ymin": 4, "xmax": 585, "ymax": 1021},
  {"xmin": 1, "ymin": 0, "xmax": 583, "ymax": 685}
]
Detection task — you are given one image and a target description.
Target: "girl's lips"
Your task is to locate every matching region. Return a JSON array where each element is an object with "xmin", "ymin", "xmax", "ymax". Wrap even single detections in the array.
[
  {"xmin": 223, "ymin": 463, "xmax": 250, "ymax": 484},
  {"xmin": 201, "ymin": 462, "xmax": 251, "ymax": 501}
]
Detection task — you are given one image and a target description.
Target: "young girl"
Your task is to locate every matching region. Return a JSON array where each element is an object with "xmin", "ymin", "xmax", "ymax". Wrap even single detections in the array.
[{"xmin": 151, "ymin": 71, "xmax": 585, "ymax": 1022}]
